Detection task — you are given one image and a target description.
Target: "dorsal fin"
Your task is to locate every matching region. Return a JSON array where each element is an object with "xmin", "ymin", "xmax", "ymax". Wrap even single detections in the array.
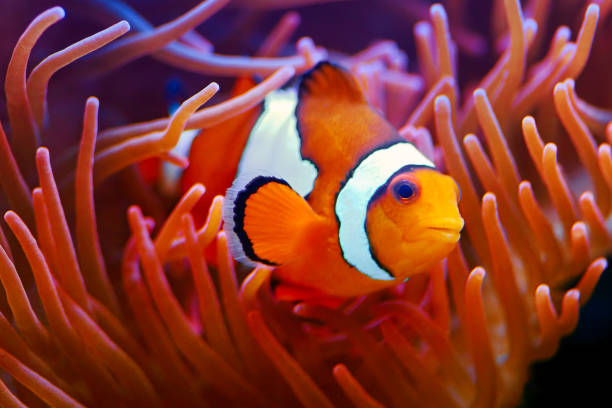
[
  {"xmin": 295, "ymin": 62, "xmax": 398, "ymax": 187},
  {"xmin": 298, "ymin": 62, "xmax": 366, "ymax": 104}
]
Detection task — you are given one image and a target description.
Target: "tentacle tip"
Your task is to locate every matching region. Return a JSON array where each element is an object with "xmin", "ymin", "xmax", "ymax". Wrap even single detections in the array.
[
  {"xmin": 414, "ymin": 21, "xmax": 432, "ymax": 34},
  {"xmin": 482, "ymin": 192, "xmax": 497, "ymax": 204},
  {"xmin": 593, "ymin": 257, "xmax": 608, "ymax": 269},
  {"xmin": 473, "ymin": 88, "xmax": 486, "ymax": 99},
  {"xmin": 552, "ymin": 81, "xmax": 566, "ymax": 95},
  {"xmin": 212, "ymin": 194, "xmax": 225, "ymax": 205},
  {"xmin": 522, "ymin": 115, "xmax": 535, "ymax": 126},
  {"xmin": 468, "ymin": 267, "xmax": 486, "ymax": 283},
  {"xmin": 36, "ymin": 146, "xmax": 50, "ymax": 159},
  {"xmin": 562, "ymin": 42, "xmax": 577, "ymax": 54},
  {"xmin": 86, "ymin": 96, "xmax": 100, "ymax": 107},
  {"xmin": 536, "ymin": 283, "xmax": 550, "ymax": 296},
  {"xmin": 127, "ymin": 207, "xmax": 149, "ymax": 239},
  {"xmin": 332, "ymin": 364, "xmax": 348, "ymax": 377},
  {"xmin": 3, "ymin": 211, "xmax": 16, "ymax": 222},
  {"xmin": 292, "ymin": 303, "xmax": 307, "ymax": 316},
  {"xmin": 579, "ymin": 191, "xmax": 597, "ymax": 205},
  {"xmin": 563, "ymin": 78, "xmax": 575, "ymax": 89},
  {"xmin": 571, "ymin": 221, "xmax": 587, "ymax": 234},
  {"xmin": 297, "ymin": 36, "xmax": 315, "ymax": 48},
  {"xmin": 518, "ymin": 180, "xmax": 531, "ymax": 191},
  {"xmin": 579, "ymin": 191, "xmax": 594, "ymax": 202},
  {"xmin": 116, "ymin": 20, "xmax": 131, "ymax": 32},
  {"xmin": 429, "ymin": 3, "xmax": 447, "ymax": 18},
  {"xmin": 524, "ymin": 18, "xmax": 538, "ymax": 33},
  {"xmin": 586, "ymin": 3, "xmax": 600, "ymax": 17},
  {"xmin": 49, "ymin": 6, "xmax": 66, "ymax": 18},
  {"xmin": 126, "ymin": 205, "xmax": 143, "ymax": 223},
  {"xmin": 558, "ymin": 25, "xmax": 571, "ymax": 36},
  {"xmin": 434, "ymin": 95, "xmax": 450, "ymax": 111},
  {"xmin": 566, "ymin": 289, "xmax": 580, "ymax": 302},
  {"xmin": 463, "ymin": 133, "xmax": 475, "ymax": 143},
  {"xmin": 441, "ymin": 75, "xmax": 456, "ymax": 87},
  {"xmin": 543, "ymin": 142, "xmax": 558, "ymax": 155},
  {"xmin": 216, "ymin": 230, "xmax": 227, "ymax": 242},
  {"xmin": 188, "ymin": 183, "xmax": 206, "ymax": 195}
]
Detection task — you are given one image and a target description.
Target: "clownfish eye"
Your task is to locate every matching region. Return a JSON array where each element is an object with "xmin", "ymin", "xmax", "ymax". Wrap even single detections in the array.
[{"xmin": 390, "ymin": 177, "xmax": 420, "ymax": 203}]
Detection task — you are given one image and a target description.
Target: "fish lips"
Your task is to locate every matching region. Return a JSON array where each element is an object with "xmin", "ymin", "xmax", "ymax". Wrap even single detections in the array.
[{"xmin": 423, "ymin": 217, "xmax": 464, "ymax": 242}]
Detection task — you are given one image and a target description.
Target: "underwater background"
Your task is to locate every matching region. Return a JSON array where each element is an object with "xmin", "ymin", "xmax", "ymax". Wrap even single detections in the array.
[{"xmin": 1, "ymin": 0, "xmax": 612, "ymax": 406}]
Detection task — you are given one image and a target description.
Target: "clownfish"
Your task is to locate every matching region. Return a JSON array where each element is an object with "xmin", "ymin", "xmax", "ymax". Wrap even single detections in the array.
[{"xmin": 222, "ymin": 62, "xmax": 463, "ymax": 298}]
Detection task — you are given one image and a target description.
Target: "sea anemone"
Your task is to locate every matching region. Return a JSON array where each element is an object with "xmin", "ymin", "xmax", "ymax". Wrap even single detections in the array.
[{"xmin": 0, "ymin": 0, "xmax": 610, "ymax": 406}]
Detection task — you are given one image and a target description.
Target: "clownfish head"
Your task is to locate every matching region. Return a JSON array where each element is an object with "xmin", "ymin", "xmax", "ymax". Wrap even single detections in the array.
[{"xmin": 365, "ymin": 166, "xmax": 463, "ymax": 279}]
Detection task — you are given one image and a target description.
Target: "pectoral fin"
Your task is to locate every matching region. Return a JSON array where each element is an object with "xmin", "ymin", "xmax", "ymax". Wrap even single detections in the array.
[{"xmin": 223, "ymin": 176, "xmax": 321, "ymax": 266}]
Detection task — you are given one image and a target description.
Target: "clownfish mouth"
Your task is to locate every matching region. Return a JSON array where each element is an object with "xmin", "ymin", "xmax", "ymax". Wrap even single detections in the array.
[
  {"xmin": 425, "ymin": 218, "xmax": 464, "ymax": 241},
  {"xmin": 428, "ymin": 227, "xmax": 461, "ymax": 242}
]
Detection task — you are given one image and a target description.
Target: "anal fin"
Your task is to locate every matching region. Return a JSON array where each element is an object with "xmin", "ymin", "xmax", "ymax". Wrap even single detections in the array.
[{"xmin": 226, "ymin": 176, "xmax": 322, "ymax": 266}]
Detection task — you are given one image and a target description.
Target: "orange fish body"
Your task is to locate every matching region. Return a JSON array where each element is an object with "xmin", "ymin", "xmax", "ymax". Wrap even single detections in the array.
[{"xmin": 223, "ymin": 62, "xmax": 463, "ymax": 298}]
